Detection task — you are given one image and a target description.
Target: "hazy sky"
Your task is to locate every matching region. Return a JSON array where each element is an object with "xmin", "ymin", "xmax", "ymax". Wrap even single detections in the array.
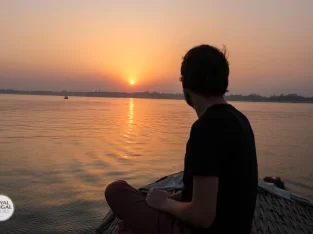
[{"xmin": 1, "ymin": 0, "xmax": 313, "ymax": 96}]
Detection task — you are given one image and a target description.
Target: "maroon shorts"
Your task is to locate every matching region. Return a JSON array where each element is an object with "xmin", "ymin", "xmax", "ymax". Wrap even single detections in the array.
[{"xmin": 105, "ymin": 180, "xmax": 191, "ymax": 234}]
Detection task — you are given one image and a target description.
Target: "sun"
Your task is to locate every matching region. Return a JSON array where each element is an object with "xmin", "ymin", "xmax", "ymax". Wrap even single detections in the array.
[{"xmin": 129, "ymin": 80, "xmax": 135, "ymax": 85}]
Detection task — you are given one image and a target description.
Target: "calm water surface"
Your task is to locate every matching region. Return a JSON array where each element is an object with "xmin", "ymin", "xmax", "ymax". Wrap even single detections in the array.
[{"xmin": 0, "ymin": 94, "xmax": 312, "ymax": 233}]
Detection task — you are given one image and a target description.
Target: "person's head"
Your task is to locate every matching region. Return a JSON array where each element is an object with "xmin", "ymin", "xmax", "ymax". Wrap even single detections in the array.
[{"xmin": 180, "ymin": 44, "xmax": 229, "ymax": 109}]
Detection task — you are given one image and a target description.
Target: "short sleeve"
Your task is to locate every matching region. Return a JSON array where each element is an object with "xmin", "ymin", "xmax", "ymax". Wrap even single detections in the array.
[{"xmin": 188, "ymin": 121, "xmax": 221, "ymax": 177}]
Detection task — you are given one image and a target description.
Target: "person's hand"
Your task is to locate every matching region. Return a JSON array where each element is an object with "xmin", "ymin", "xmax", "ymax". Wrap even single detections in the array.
[
  {"xmin": 146, "ymin": 188, "xmax": 170, "ymax": 211},
  {"xmin": 168, "ymin": 191, "xmax": 182, "ymax": 201}
]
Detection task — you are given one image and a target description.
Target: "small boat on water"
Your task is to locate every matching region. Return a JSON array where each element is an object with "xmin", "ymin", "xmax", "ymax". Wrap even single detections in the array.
[
  {"xmin": 95, "ymin": 171, "xmax": 313, "ymax": 234},
  {"xmin": 64, "ymin": 96, "xmax": 68, "ymax": 99}
]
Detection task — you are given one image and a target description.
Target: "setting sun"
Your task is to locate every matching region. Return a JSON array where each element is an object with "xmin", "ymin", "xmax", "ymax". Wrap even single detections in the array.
[{"xmin": 129, "ymin": 80, "xmax": 135, "ymax": 85}]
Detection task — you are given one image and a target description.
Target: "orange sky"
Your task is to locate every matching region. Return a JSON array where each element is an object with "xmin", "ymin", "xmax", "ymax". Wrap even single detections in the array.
[{"xmin": 1, "ymin": 0, "xmax": 313, "ymax": 96}]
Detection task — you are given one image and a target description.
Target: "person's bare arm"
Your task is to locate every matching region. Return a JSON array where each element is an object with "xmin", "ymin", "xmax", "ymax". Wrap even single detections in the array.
[
  {"xmin": 162, "ymin": 120, "xmax": 219, "ymax": 227},
  {"xmin": 163, "ymin": 176, "xmax": 218, "ymax": 228},
  {"xmin": 168, "ymin": 191, "xmax": 182, "ymax": 201}
]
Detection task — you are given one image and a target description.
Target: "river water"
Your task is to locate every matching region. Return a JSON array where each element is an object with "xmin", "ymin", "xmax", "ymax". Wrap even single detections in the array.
[{"xmin": 0, "ymin": 94, "xmax": 312, "ymax": 233}]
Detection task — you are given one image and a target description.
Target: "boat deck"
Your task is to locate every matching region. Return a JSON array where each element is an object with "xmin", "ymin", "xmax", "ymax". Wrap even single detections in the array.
[{"xmin": 253, "ymin": 187, "xmax": 313, "ymax": 233}]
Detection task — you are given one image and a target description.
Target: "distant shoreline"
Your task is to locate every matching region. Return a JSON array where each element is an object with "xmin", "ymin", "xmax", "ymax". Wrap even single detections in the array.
[{"xmin": 1, "ymin": 89, "xmax": 312, "ymax": 104}]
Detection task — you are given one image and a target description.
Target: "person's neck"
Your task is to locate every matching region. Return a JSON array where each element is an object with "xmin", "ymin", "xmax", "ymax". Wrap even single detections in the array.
[{"xmin": 194, "ymin": 96, "xmax": 227, "ymax": 118}]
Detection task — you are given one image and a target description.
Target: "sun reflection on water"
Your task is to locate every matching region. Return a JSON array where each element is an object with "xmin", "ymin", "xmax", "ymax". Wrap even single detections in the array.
[
  {"xmin": 122, "ymin": 98, "xmax": 135, "ymax": 158},
  {"xmin": 128, "ymin": 98, "xmax": 134, "ymax": 132}
]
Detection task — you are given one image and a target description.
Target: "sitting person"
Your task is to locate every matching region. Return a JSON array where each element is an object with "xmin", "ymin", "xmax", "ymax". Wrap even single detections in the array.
[{"xmin": 104, "ymin": 44, "xmax": 258, "ymax": 234}]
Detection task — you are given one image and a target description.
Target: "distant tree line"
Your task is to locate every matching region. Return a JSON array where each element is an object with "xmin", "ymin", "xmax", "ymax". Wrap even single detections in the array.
[
  {"xmin": 0, "ymin": 89, "xmax": 312, "ymax": 103},
  {"xmin": 226, "ymin": 93, "xmax": 313, "ymax": 103}
]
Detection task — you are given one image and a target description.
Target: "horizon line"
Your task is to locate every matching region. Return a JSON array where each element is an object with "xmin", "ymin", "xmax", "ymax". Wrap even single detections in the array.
[{"xmin": 0, "ymin": 88, "xmax": 312, "ymax": 98}]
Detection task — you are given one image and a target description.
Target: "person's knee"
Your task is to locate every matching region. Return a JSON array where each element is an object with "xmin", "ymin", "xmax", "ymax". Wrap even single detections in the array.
[{"xmin": 105, "ymin": 180, "xmax": 127, "ymax": 202}]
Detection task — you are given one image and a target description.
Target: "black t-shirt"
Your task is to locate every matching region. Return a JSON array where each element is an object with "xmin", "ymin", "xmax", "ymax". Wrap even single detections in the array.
[{"xmin": 182, "ymin": 104, "xmax": 258, "ymax": 234}]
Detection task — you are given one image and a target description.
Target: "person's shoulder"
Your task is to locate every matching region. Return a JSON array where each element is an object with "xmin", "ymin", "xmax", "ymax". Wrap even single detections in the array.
[
  {"xmin": 195, "ymin": 104, "xmax": 232, "ymax": 127},
  {"xmin": 229, "ymin": 105, "xmax": 252, "ymax": 127},
  {"xmin": 195, "ymin": 104, "xmax": 251, "ymax": 133},
  {"xmin": 202, "ymin": 104, "xmax": 237, "ymax": 120},
  {"xmin": 191, "ymin": 111, "xmax": 222, "ymax": 135}
]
